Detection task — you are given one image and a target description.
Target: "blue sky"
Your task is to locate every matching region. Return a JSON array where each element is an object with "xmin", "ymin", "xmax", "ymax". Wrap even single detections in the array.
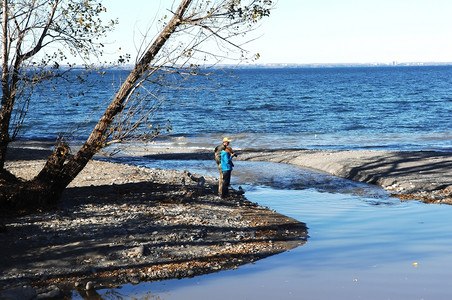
[{"xmin": 104, "ymin": 0, "xmax": 452, "ymax": 65}]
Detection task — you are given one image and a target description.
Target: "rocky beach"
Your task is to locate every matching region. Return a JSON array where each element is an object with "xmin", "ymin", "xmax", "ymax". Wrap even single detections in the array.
[
  {"xmin": 0, "ymin": 143, "xmax": 307, "ymax": 299},
  {"xmin": 1, "ymin": 142, "xmax": 452, "ymax": 299}
]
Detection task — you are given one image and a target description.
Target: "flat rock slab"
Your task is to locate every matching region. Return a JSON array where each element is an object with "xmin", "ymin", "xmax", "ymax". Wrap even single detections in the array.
[{"xmin": 238, "ymin": 149, "xmax": 452, "ymax": 203}]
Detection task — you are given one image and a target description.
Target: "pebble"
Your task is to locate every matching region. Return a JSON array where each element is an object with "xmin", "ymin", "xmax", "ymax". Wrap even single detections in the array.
[{"xmin": 86, "ymin": 281, "xmax": 95, "ymax": 290}]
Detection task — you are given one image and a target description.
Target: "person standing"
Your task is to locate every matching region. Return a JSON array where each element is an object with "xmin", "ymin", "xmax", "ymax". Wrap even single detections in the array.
[
  {"xmin": 215, "ymin": 137, "xmax": 231, "ymax": 197},
  {"xmin": 220, "ymin": 146, "xmax": 234, "ymax": 199}
]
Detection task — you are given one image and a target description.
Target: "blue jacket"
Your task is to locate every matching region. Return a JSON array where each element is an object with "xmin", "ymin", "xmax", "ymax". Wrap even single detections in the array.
[{"xmin": 220, "ymin": 150, "xmax": 233, "ymax": 171}]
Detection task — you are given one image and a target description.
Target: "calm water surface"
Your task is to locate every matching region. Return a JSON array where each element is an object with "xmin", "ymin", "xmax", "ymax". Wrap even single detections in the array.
[{"xmin": 71, "ymin": 161, "xmax": 452, "ymax": 299}]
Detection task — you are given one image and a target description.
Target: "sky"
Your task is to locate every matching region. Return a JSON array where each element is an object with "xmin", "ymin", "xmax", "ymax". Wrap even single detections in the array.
[{"xmin": 104, "ymin": 0, "xmax": 452, "ymax": 65}]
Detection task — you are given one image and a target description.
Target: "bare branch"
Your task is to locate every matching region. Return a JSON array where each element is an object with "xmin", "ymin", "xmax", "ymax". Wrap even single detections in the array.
[{"xmin": 17, "ymin": 0, "xmax": 60, "ymax": 63}]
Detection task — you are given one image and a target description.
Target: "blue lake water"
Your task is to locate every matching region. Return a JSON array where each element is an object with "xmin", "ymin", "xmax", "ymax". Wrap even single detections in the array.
[
  {"xmin": 19, "ymin": 66, "xmax": 452, "ymax": 151},
  {"xmin": 14, "ymin": 66, "xmax": 452, "ymax": 299}
]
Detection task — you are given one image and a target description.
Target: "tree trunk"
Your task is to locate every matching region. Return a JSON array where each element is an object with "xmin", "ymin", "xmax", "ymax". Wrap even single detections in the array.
[
  {"xmin": 1, "ymin": 0, "xmax": 194, "ymax": 210},
  {"xmin": 0, "ymin": 0, "xmax": 11, "ymax": 170}
]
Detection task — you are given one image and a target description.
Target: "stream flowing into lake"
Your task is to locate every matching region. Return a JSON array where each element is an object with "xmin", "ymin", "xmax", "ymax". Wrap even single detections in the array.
[
  {"xmin": 71, "ymin": 159, "xmax": 452, "ymax": 299},
  {"xmin": 12, "ymin": 64, "xmax": 452, "ymax": 299}
]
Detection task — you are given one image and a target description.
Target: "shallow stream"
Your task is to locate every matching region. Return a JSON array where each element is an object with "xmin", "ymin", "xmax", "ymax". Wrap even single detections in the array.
[{"xmin": 72, "ymin": 159, "xmax": 452, "ymax": 299}]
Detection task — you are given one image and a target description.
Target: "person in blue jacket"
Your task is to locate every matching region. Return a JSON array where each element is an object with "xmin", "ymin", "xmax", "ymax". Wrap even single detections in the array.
[
  {"xmin": 220, "ymin": 146, "xmax": 235, "ymax": 198},
  {"xmin": 215, "ymin": 137, "xmax": 231, "ymax": 197}
]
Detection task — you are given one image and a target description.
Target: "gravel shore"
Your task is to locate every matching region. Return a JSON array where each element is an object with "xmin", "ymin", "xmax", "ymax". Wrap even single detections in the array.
[
  {"xmin": 0, "ymin": 143, "xmax": 308, "ymax": 298},
  {"xmin": 2, "ymin": 141, "xmax": 451, "ymax": 298}
]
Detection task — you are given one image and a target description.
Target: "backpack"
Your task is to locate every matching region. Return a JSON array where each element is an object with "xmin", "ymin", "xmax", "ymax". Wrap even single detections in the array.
[{"xmin": 214, "ymin": 145, "xmax": 224, "ymax": 164}]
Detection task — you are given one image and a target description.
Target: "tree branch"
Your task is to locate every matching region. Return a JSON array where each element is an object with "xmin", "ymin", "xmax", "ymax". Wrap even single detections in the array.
[
  {"xmin": 54, "ymin": 0, "xmax": 194, "ymax": 185},
  {"xmin": 16, "ymin": 0, "xmax": 60, "ymax": 63}
]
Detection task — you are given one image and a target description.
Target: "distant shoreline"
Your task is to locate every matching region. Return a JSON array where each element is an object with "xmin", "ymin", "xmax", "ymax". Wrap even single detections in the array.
[
  {"xmin": 52, "ymin": 62, "xmax": 452, "ymax": 71},
  {"xmin": 224, "ymin": 62, "xmax": 452, "ymax": 69}
]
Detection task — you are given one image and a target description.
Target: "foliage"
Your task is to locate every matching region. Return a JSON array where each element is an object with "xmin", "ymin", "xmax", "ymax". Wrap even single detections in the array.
[
  {"xmin": 2, "ymin": 0, "xmax": 116, "ymax": 68},
  {"xmin": 148, "ymin": 0, "xmax": 273, "ymax": 67},
  {"xmin": 0, "ymin": 0, "xmax": 116, "ymax": 142},
  {"xmin": 0, "ymin": 0, "xmax": 273, "ymax": 209}
]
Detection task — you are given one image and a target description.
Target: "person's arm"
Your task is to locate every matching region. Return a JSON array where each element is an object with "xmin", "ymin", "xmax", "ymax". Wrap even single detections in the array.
[{"xmin": 227, "ymin": 152, "xmax": 234, "ymax": 167}]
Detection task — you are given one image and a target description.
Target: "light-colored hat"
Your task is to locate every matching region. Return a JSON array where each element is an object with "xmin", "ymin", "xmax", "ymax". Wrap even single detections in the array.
[{"xmin": 223, "ymin": 137, "xmax": 232, "ymax": 142}]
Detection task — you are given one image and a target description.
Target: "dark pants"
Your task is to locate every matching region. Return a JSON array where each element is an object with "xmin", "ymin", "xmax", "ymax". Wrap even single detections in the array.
[{"xmin": 221, "ymin": 170, "xmax": 231, "ymax": 198}]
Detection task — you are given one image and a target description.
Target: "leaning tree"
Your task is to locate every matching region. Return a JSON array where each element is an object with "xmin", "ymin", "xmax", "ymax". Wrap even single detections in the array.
[{"xmin": 0, "ymin": 0, "xmax": 273, "ymax": 209}]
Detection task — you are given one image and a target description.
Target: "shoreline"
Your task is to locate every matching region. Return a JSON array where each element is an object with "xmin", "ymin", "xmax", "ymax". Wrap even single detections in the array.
[
  {"xmin": 1, "ymin": 145, "xmax": 308, "ymax": 298},
  {"xmin": 139, "ymin": 146, "xmax": 452, "ymax": 204},
  {"xmin": 6, "ymin": 140, "xmax": 451, "ymax": 202},
  {"xmin": 1, "ymin": 141, "xmax": 451, "ymax": 297}
]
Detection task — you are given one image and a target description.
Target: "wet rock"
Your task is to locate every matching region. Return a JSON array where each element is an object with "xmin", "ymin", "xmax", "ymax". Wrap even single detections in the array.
[
  {"xmin": 126, "ymin": 245, "xmax": 147, "ymax": 257},
  {"xmin": 86, "ymin": 281, "xmax": 95, "ymax": 290},
  {"xmin": 36, "ymin": 285, "xmax": 61, "ymax": 299}
]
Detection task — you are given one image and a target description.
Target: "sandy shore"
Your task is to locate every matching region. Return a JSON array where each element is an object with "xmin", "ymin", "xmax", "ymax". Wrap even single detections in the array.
[{"xmin": 0, "ymin": 143, "xmax": 307, "ymax": 298}]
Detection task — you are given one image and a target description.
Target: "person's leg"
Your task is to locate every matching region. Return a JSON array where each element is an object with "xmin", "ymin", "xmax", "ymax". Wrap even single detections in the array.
[
  {"xmin": 218, "ymin": 164, "xmax": 223, "ymax": 197},
  {"xmin": 221, "ymin": 170, "xmax": 231, "ymax": 198}
]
